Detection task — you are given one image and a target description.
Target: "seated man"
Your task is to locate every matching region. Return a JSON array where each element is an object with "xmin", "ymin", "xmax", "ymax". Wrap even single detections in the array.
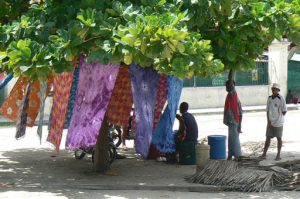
[
  {"xmin": 167, "ymin": 102, "xmax": 198, "ymax": 163},
  {"xmin": 176, "ymin": 102, "xmax": 198, "ymax": 143}
]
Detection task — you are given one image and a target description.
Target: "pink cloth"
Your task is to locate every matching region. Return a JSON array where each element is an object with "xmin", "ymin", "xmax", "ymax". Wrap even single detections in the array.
[{"xmin": 66, "ymin": 57, "xmax": 119, "ymax": 149}]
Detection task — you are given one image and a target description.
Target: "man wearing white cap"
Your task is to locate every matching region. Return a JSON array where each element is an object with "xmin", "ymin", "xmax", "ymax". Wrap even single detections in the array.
[{"xmin": 261, "ymin": 83, "xmax": 287, "ymax": 161}]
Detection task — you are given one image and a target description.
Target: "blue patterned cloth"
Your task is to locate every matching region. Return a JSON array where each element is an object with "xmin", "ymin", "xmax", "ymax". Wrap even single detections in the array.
[
  {"xmin": 0, "ymin": 73, "xmax": 13, "ymax": 91},
  {"xmin": 64, "ymin": 67, "xmax": 80, "ymax": 128},
  {"xmin": 129, "ymin": 64, "xmax": 159, "ymax": 158},
  {"xmin": 152, "ymin": 76, "xmax": 183, "ymax": 153}
]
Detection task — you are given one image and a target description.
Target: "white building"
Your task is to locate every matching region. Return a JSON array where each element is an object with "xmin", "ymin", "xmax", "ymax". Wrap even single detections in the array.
[{"xmin": 180, "ymin": 40, "xmax": 293, "ymax": 109}]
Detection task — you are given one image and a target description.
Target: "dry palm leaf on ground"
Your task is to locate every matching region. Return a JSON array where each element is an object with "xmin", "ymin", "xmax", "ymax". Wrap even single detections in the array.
[{"xmin": 187, "ymin": 159, "xmax": 294, "ymax": 192}]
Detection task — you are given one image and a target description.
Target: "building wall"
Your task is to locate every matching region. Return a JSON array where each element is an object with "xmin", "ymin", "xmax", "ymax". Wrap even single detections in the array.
[
  {"xmin": 180, "ymin": 85, "xmax": 270, "ymax": 109},
  {"xmin": 180, "ymin": 40, "xmax": 290, "ymax": 109}
]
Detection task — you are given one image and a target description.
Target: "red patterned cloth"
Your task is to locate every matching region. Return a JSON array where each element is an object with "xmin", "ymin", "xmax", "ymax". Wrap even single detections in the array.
[
  {"xmin": 106, "ymin": 66, "xmax": 133, "ymax": 128},
  {"xmin": 153, "ymin": 75, "xmax": 167, "ymax": 129},
  {"xmin": 26, "ymin": 79, "xmax": 52, "ymax": 127},
  {"xmin": 0, "ymin": 72, "xmax": 7, "ymax": 81},
  {"xmin": 148, "ymin": 74, "xmax": 167, "ymax": 159},
  {"xmin": 0, "ymin": 77, "xmax": 29, "ymax": 121},
  {"xmin": 47, "ymin": 72, "xmax": 73, "ymax": 152}
]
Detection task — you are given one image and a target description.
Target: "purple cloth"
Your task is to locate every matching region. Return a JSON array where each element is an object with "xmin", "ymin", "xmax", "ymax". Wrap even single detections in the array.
[
  {"xmin": 66, "ymin": 56, "xmax": 119, "ymax": 149},
  {"xmin": 129, "ymin": 64, "xmax": 159, "ymax": 158}
]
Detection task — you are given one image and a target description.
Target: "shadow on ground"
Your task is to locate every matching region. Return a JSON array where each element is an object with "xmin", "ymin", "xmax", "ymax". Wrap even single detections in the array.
[{"xmin": 0, "ymin": 147, "xmax": 203, "ymax": 197}]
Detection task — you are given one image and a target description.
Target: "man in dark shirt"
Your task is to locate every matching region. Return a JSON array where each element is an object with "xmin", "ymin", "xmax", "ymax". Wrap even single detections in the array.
[
  {"xmin": 166, "ymin": 102, "xmax": 198, "ymax": 163},
  {"xmin": 176, "ymin": 102, "xmax": 198, "ymax": 143}
]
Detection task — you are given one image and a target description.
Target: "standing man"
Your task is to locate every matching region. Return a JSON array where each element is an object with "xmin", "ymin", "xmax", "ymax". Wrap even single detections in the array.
[
  {"xmin": 223, "ymin": 80, "xmax": 243, "ymax": 160},
  {"xmin": 261, "ymin": 83, "xmax": 287, "ymax": 161}
]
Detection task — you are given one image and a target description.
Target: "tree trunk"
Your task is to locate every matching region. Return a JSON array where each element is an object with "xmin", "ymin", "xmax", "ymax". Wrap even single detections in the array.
[
  {"xmin": 93, "ymin": 115, "xmax": 110, "ymax": 173},
  {"xmin": 228, "ymin": 69, "xmax": 234, "ymax": 82}
]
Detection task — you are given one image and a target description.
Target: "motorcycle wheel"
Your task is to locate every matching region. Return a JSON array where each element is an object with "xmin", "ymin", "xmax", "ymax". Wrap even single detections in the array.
[
  {"xmin": 91, "ymin": 145, "xmax": 116, "ymax": 165},
  {"xmin": 109, "ymin": 125, "xmax": 122, "ymax": 148},
  {"xmin": 91, "ymin": 150, "xmax": 95, "ymax": 163},
  {"xmin": 108, "ymin": 143, "xmax": 117, "ymax": 165},
  {"xmin": 74, "ymin": 149, "xmax": 86, "ymax": 160}
]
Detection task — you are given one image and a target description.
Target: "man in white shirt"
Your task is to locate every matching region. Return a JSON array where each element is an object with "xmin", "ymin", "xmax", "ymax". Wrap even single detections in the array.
[{"xmin": 261, "ymin": 83, "xmax": 287, "ymax": 161}]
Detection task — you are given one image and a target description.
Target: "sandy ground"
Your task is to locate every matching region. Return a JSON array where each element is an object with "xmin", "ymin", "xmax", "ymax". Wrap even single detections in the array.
[{"xmin": 0, "ymin": 110, "xmax": 300, "ymax": 198}]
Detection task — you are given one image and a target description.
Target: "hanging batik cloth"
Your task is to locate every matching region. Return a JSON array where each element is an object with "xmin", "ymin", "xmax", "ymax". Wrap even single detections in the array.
[
  {"xmin": 151, "ymin": 76, "xmax": 183, "ymax": 153},
  {"xmin": 64, "ymin": 67, "xmax": 80, "ymax": 128},
  {"xmin": 0, "ymin": 77, "xmax": 29, "ymax": 121},
  {"xmin": 148, "ymin": 74, "xmax": 167, "ymax": 159},
  {"xmin": 26, "ymin": 80, "xmax": 48, "ymax": 127},
  {"xmin": 47, "ymin": 72, "xmax": 74, "ymax": 151},
  {"xmin": 0, "ymin": 72, "xmax": 13, "ymax": 91},
  {"xmin": 66, "ymin": 56, "xmax": 119, "ymax": 149},
  {"xmin": 106, "ymin": 65, "xmax": 133, "ymax": 128},
  {"xmin": 36, "ymin": 82, "xmax": 48, "ymax": 143},
  {"xmin": 153, "ymin": 75, "xmax": 167, "ymax": 129},
  {"xmin": 15, "ymin": 84, "xmax": 31, "ymax": 139},
  {"xmin": 0, "ymin": 72, "xmax": 6, "ymax": 81},
  {"xmin": 129, "ymin": 64, "xmax": 159, "ymax": 158}
]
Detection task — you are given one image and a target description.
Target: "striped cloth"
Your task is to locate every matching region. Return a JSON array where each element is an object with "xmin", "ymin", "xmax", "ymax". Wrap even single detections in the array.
[
  {"xmin": 64, "ymin": 67, "xmax": 80, "ymax": 128},
  {"xmin": 15, "ymin": 84, "xmax": 31, "ymax": 139},
  {"xmin": 36, "ymin": 81, "xmax": 49, "ymax": 143}
]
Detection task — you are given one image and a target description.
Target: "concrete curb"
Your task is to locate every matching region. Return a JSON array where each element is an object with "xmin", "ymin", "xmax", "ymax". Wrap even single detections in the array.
[
  {"xmin": 11, "ymin": 183, "xmax": 223, "ymax": 193},
  {"xmin": 190, "ymin": 104, "xmax": 299, "ymax": 115},
  {"xmin": 75, "ymin": 184, "xmax": 223, "ymax": 192}
]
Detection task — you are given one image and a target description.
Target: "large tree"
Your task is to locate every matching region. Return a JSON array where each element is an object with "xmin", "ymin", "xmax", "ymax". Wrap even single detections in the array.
[
  {"xmin": 183, "ymin": 0, "xmax": 300, "ymax": 74},
  {"xmin": 0, "ymin": 0, "xmax": 224, "ymax": 81},
  {"xmin": 1, "ymin": 0, "xmax": 300, "ymax": 172}
]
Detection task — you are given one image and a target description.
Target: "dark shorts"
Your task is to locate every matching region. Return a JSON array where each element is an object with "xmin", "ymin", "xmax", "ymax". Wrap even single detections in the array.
[{"xmin": 266, "ymin": 125, "xmax": 283, "ymax": 138}]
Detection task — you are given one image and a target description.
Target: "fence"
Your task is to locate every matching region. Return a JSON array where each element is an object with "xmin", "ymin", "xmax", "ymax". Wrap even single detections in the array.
[
  {"xmin": 288, "ymin": 60, "xmax": 300, "ymax": 90},
  {"xmin": 183, "ymin": 61, "xmax": 268, "ymax": 87}
]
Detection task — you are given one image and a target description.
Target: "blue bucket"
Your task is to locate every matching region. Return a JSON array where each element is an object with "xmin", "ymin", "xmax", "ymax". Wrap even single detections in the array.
[{"xmin": 208, "ymin": 135, "xmax": 227, "ymax": 160}]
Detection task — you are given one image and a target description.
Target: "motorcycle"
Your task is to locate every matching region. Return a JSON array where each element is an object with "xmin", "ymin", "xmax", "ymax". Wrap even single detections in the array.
[
  {"xmin": 108, "ymin": 124, "xmax": 122, "ymax": 148},
  {"xmin": 74, "ymin": 127, "xmax": 117, "ymax": 165},
  {"xmin": 109, "ymin": 116, "xmax": 136, "ymax": 148}
]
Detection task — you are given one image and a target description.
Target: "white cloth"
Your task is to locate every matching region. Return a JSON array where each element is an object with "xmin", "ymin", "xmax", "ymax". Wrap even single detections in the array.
[{"xmin": 266, "ymin": 94, "xmax": 287, "ymax": 127}]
